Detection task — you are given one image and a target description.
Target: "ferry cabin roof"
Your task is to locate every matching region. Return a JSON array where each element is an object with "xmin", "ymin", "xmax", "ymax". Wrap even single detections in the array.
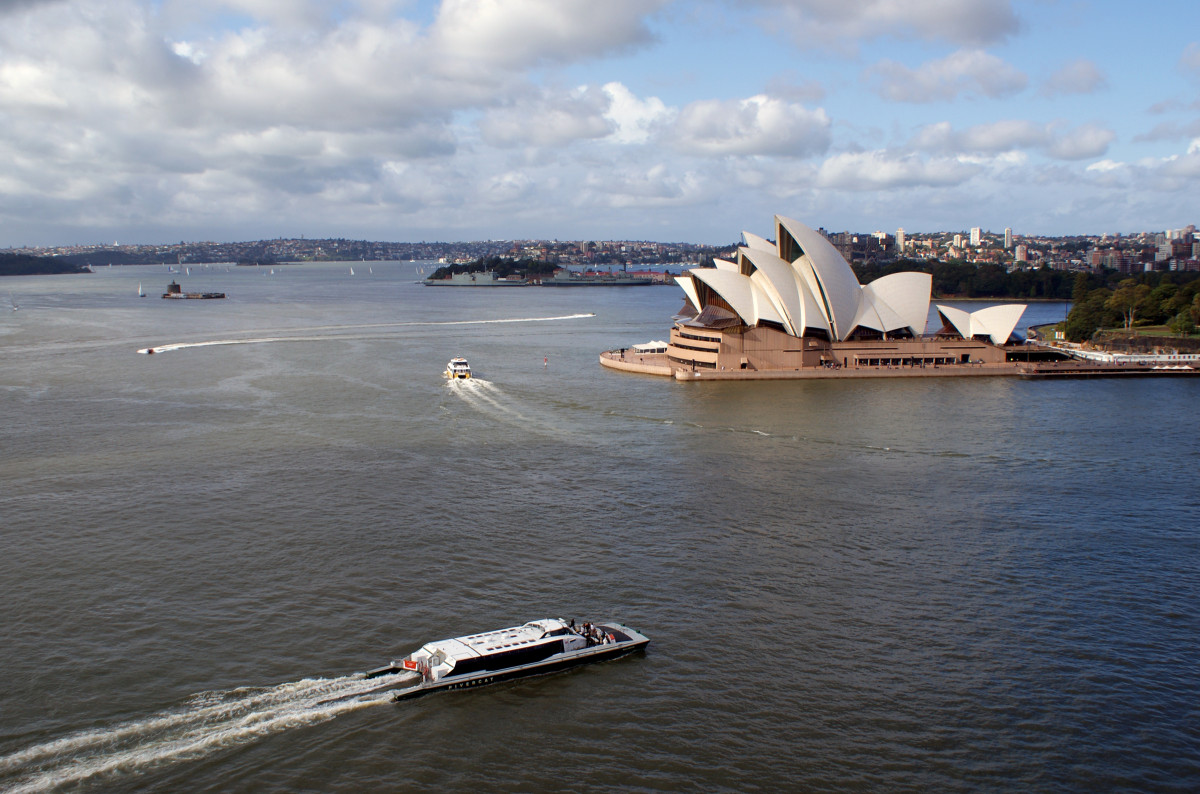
[{"xmin": 415, "ymin": 619, "xmax": 579, "ymax": 670}]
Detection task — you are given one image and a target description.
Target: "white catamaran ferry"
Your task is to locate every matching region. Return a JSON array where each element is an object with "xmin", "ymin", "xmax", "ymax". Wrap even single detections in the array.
[
  {"xmin": 365, "ymin": 618, "xmax": 649, "ymax": 700},
  {"xmin": 445, "ymin": 357, "xmax": 472, "ymax": 379}
]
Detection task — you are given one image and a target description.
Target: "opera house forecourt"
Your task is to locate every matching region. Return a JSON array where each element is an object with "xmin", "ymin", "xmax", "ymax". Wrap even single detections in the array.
[{"xmin": 601, "ymin": 214, "xmax": 1036, "ymax": 381}]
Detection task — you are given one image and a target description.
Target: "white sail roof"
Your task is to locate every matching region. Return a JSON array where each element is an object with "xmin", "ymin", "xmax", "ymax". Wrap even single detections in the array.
[
  {"xmin": 740, "ymin": 245, "xmax": 816, "ymax": 335},
  {"xmin": 741, "ymin": 231, "xmax": 777, "ymax": 254},
  {"xmin": 861, "ymin": 272, "xmax": 933, "ymax": 337},
  {"xmin": 691, "ymin": 268, "xmax": 763, "ymax": 326},
  {"xmin": 777, "ymin": 216, "xmax": 862, "ymax": 340},
  {"xmin": 936, "ymin": 303, "xmax": 1026, "ymax": 345},
  {"xmin": 673, "ymin": 214, "xmax": 1022, "ymax": 347},
  {"xmin": 674, "ymin": 274, "xmax": 702, "ymax": 313}
]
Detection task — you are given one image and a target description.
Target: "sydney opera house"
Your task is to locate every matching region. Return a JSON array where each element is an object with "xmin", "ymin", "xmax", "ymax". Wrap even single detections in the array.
[{"xmin": 601, "ymin": 215, "xmax": 1028, "ymax": 380}]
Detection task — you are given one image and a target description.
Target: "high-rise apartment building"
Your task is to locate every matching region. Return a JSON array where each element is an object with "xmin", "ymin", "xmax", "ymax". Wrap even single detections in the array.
[
  {"xmin": 1004, "ymin": 227, "xmax": 1012, "ymax": 249},
  {"xmin": 896, "ymin": 228, "xmax": 905, "ymax": 250},
  {"xmin": 1015, "ymin": 244, "xmax": 1028, "ymax": 262},
  {"xmin": 970, "ymin": 227, "xmax": 982, "ymax": 247}
]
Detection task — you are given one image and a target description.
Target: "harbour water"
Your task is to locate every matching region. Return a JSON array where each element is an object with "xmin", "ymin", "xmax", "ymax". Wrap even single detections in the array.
[{"xmin": 1, "ymin": 264, "xmax": 1197, "ymax": 791}]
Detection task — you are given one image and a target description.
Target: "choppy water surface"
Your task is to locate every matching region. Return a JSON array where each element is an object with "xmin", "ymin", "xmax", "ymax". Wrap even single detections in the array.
[{"xmin": 1, "ymin": 266, "xmax": 1196, "ymax": 792}]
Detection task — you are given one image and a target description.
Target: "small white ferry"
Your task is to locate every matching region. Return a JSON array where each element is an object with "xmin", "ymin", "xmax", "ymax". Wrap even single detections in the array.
[
  {"xmin": 365, "ymin": 618, "xmax": 649, "ymax": 700},
  {"xmin": 445, "ymin": 357, "xmax": 472, "ymax": 379}
]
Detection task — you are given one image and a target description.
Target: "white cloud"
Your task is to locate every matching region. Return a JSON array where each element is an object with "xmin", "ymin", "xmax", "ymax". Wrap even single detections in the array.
[
  {"xmin": 1044, "ymin": 123, "xmax": 1115, "ymax": 160},
  {"xmin": 431, "ymin": 0, "xmax": 667, "ymax": 69},
  {"xmin": 171, "ymin": 40, "xmax": 205, "ymax": 64},
  {"xmin": 478, "ymin": 170, "xmax": 534, "ymax": 204},
  {"xmin": 582, "ymin": 162, "xmax": 711, "ymax": 208},
  {"xmin": 909, "ymin": 120, "xmax": 1115, "ymax": 161},
  {"xmin": 1041, "ymin": 59, "xmax": 1107, "ymax": 96},
  {"xmin": 181, "ymin": 0, "xmax": 330, "ymax": 29},
  {"xmin": 478, "ymin": 86, "xmax": 613, "ymax": 148},
  {"xmin": 1086, "ymin": 159, "xmax": 1123, "ymax": 173},
  {"xmin": 602, "ymin": 82, "xmax": 672, "ymax": 145},
  {"xmin": 0, "ymin": 0, "xmax": 1187, "ymax": 244},
  {"xmin": 763, "ymin": 73, "xmax": 826, "ymax": 103},
  {"xmin": 747, "ymin": 0, "xmax": 1020, "ymax": 48},
  {"xmin": 866, "ymin": 49, "xmax": 1027, "ymax": 102},
  {"xmin": 910, "ymin": 119, "xmax": 1046, "ymax": 152},
  {"xmin": 0, "ymin": 60, "xmax": 69, "ymax": 109},
  {"xmin": 671, "ymin": 95, "xmax": 830, "ymax": 157},
  {"xmin": 816, "ymin": 150, "xmax": 979, "ymax": 190},
  {"xmin": 1134, "ymin": 119, "xmax": 1200, "ymax": 143},
  {"xmin": 1161, "ymin": 151, "xmax": 1200, "ymax": 179},
  {"xmin": 0, "ymin": 0, "xmax": 63, "ymax": 15},
  {"xmin": 1076, "ymin": 141, "xmax": 1200, "ymax": 195}
]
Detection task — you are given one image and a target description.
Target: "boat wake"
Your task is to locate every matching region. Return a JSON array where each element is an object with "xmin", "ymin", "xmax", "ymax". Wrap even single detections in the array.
[
  {"xmin": 0, "ymin": 671, "xmax": 416, "ymax": 793},
  {"xmin": 137, "ymin": 313, "xmax": 594, "ymax": 354},
  {"xmin": 446, "ymin": 379, "xmax": 532, "ymax": 426}
]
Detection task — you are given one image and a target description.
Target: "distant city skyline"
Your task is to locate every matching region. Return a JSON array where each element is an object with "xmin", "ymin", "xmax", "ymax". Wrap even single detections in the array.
[{"xmin": 1, "ymin": 1, "xmax": 1198, "ymax": 247}]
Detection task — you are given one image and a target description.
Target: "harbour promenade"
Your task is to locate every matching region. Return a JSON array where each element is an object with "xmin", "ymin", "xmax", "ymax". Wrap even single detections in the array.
[{"xmin": 599, "ymin": 349, "xmax": 1200, "ymax": 381}]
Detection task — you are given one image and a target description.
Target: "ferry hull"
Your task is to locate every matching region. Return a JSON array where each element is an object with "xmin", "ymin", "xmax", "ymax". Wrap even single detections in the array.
[
  {"xmin": 368, "ymin": 621, "xmax": 649, "ymax": 700},
  {"xmin": 392, "ymin": 635, "xmax": 648, "ymax": 701}
]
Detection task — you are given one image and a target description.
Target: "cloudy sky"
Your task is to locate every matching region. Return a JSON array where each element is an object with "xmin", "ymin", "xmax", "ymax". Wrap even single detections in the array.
[{"xmin": 1, "ymin": 0, "xmax": 1198, "ymax": 247}]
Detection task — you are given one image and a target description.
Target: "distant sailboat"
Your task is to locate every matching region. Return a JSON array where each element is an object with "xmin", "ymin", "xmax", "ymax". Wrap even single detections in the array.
[
  {"xmin": 350, "ymin": 266, "xmax": 355, "ymax": 276},
  {"xmin": 9, "ymin": 292, "xmax": 18, "ymax": 311},
  {"xmin": 138, "ymin": 282, "xmax": 146, "ymax": 297}
]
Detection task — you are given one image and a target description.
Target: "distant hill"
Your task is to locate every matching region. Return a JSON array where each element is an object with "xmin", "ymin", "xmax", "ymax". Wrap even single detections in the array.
[{"xmin": 0, "ymin": 253, "xmax": 91, "ymax": 276}]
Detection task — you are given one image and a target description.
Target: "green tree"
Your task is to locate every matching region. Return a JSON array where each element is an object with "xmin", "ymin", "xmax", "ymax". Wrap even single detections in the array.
[
  {"xmin": 1142, "ymin": 282, "xmax": 1179, "ymax": 325},
  {"xmin": 1168, "ymin": 311, "xmax": 1196, "ymax": 336},
  {"xmin": 1072, "ymin": 272, "xmax": 1091, "ymax": 304},
  {"xmin": 1106, "ymin": 279, "xmax": 1152, "ymax": 329},
  {"xmin": 1064, "ymin": 288, "xmax": 1116, "ymax": 341}
]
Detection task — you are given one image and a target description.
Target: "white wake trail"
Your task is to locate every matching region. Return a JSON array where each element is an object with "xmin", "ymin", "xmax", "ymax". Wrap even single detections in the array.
[
  {"xmin": 460, "ymin": 380, "xmax": 529, "ymax": 421},
  {"xmin": 138, "ymin": 313, "xmax": 594, "ymax": 354},
  {"xmin": 0, "ymin": 672, "xmax": 415, "ymax": 793},
  {"xmin": 445, "ymin": 379, "xmax": 534, "ymax": 428}
]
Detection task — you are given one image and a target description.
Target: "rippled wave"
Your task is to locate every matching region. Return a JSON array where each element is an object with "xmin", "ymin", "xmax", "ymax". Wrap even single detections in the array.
[{"xmin": 0, "ymin": 672, "xmax": 416, "ymax": 793}]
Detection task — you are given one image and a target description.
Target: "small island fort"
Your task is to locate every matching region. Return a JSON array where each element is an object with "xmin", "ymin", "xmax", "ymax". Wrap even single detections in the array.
[{"xmin": 162, "ymin": 280, "xmax": 225, "ymax": 300}]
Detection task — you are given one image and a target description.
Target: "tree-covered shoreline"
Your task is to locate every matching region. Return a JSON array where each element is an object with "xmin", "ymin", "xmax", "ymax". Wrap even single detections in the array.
[
  {"xmin": 852, "ymin": 258, "xmax": 1200, "ymax": 341},
  {"xmin": 1063, "ymin": 271, "xmax": 1200, "ymax": 341},
  {"xmin": 853, "ymin": 258, "xmax": 1076, "ymax": 300},
  {"xmin": 0, "ymin": 253, "xmax": 91, "ymax": 276},
  {"xmin": 428, "ymin": 256, "xmax": 563, "ymax": 281}
]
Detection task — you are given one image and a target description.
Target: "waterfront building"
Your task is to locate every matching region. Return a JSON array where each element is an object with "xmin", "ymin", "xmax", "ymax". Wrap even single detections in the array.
[{"xmin": 600, "ymin": 215, "xmax": 1028, "ymax": 380}]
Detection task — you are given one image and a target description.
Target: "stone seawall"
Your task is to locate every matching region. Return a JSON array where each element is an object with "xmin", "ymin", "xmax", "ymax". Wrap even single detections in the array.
[{"xmin": 600, "ymin": 349, "xmax": 1200, "ymax": 381}]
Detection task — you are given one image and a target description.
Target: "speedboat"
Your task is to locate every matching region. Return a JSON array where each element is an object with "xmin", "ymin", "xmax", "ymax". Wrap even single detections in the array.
[
  {"xmin": 365, "ymin": 618, "xmax": 649, "ymax": 701},
  {"xmin": 445, "ymin": 357, "xmax": 472, "ymax": 379}
]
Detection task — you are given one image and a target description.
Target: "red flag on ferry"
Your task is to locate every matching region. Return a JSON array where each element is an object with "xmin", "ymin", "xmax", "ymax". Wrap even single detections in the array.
[{"xmin": 402, "ymin": 659, "xmax": 419, "ymax": 670}]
